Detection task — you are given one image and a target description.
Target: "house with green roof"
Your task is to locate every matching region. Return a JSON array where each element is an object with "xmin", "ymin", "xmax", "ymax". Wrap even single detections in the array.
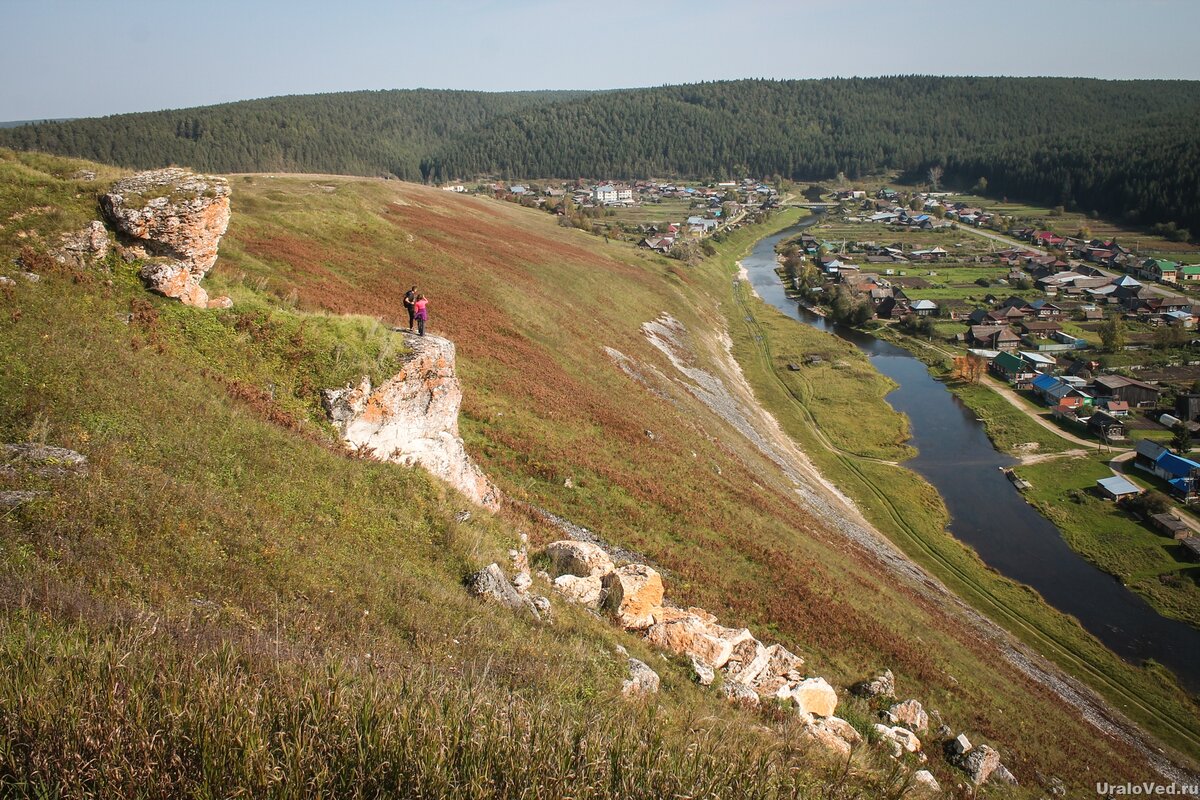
[
  {"xmin": 990, "ymin": 351, "xmax": 1035, "ymax": 387},
  {"xmin": 1180, "ymin": 265, "xmax": 1200, "ymax": 282},
  {"xmin": 1138, "ymin": 258, "xmax": 1179, "ymax": 283}
]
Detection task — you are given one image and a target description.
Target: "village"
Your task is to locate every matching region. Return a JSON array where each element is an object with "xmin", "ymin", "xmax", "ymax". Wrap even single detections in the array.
[
  {"xmin": 446, "ymin": 177, "xmax": 779, "ymax": 253},
  {"xmin": 784, "ymin": 186, "xmax": 1200, "ymax": 585}
]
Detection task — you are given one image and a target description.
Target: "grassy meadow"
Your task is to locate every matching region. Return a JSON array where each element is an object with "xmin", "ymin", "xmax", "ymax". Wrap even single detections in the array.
[{"xmin": 1, "ymin": 149, "xmax": 1197, "ymax": 794}]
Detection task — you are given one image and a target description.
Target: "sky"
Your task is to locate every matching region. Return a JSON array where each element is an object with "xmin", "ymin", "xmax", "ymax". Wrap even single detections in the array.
[{"xmin": 3, "ymin": 0, "xmax": 1200, "ymax": 121}]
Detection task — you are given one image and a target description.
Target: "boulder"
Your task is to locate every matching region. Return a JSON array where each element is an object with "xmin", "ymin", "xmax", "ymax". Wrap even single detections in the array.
[
  {"xmin": 798, "ymin": 719, "xmax": 852, "ymax": 760},
  {"xmin": 690, "ymin": 657, "xmax": 714, "ymax": 686},
  {"xmin": 720, "ymin": 680, "xmax": 760, "ymax": 707},
  {"xmin": 888, "ymin": 699, "xmax": 929, "ymax": 732},
  {"xmin": 750, "ymin": 643, "xmax": 804, "ymax": 696},
  {"xmin": 992, "ymin": 763, "xmax": 1018, "ymax": 786},
  {"xmin": 645, "ymin": 611, "xmax": 739, "ymax": 669},
  {"xmin": 55, "ymin": 220, "xmax": 109, "ymax": 267},
  {"xmin": 946, "ymin": 733, "xmax": 971, "ymax": 757},
  {"xmin": 601, "ymin": 564, "xmax": 663, "ymax": 630},
  {"xmin": 552, "ymin": 573, "xmax": 604, "ymax": 607},
  {"xmin": 466, "ymin": 563, "xmax": 534, "ymax": 617},
  {"xmin": 544, "ymin": 540, "xmax": 614, "ymax": 578},
  {"xmin": 909, "ymin": 769, "xmax": 941, "ymax": 797},
  {"xmin": 819, "ymin": 716, "xmax": 862, "ymax": 746},
  {"xmin": 621, "ymin": 658, "xmax": 660, "ymax": 697},
  {"xmin": 873, "ymin": 724, "xmax": 922, "ymax": 755},
  {"xmin": 723, "ymin": 636, "xmax": 769, "ymax": 686},
  {"xmin": 529, "ymin": 595, "xmax": 551, "ymax": 620},
  {"xmin": 959, "ymin": 744, "xmax": 1000, "ymax": 786},
  {"xmin": 786, "ymin": 677, "xmax": 838, "ymax": 718},
  {"xmin": 851, "ymin": 668, "xmax": 895, "ymax": 698}
]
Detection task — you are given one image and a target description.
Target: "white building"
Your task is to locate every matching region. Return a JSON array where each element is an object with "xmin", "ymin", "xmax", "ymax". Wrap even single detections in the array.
[{"xmin": 594, "ymin": 183, "xmax": 633, "ymax": 205}]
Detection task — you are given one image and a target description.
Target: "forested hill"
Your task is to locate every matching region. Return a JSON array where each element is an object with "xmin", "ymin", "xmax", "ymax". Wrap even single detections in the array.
[
  {"xmin": 0, "ymin": 89, "xmax": 587, "ymax": 179},
  {"xmin": 4, "ymin": 77, "xmax": 1199, "ymax": 234},
  {"xmin": 427, "ymin": 77, "xmax": 1200, "ymax": 236}
]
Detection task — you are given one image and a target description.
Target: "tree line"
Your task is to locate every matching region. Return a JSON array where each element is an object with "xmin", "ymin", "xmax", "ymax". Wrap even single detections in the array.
[{"xmin": 2, "ymin": 77, "xmax": 1198, "ymax": 236}]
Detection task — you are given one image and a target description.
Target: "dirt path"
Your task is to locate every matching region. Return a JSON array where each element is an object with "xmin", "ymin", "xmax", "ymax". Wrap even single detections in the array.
[{"xmin": 706, "ymin": 276, "xmax": 1199, "ymax": 783}]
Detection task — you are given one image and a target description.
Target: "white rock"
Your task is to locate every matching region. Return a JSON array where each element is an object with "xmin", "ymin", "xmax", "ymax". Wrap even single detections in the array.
[
  {"xmin": 787, "ymin": 677, "xmax": 838, "ymax": 718},
  {"xmin": 621, "ymin": 658, "xmax": 660, "ymax": 697},
  {"xmin": 910, "ymin": 769, "xmax": 941, "ymax": 797},
  {"xmin": 322, "ymin": 337, "xmax": 502, "ymax": 510},
  {"xmin": 543, "ymin": 540, "xmax": 614, "ymax": 578},
  {"xmin": 552, "ymin": 573, "xmax": 604, "ymax": 607}
]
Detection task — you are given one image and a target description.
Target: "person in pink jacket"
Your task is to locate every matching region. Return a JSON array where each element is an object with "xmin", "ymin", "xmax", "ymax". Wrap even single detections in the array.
[{"xmin": 413, "ymin": 294, "xmax": 428, "ymax": 336}]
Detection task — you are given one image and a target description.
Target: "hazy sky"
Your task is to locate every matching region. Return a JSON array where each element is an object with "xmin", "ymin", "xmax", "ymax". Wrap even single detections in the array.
[{"xmin": 3, "ymin": 0, "xmax": 1199, "ymax": 120}]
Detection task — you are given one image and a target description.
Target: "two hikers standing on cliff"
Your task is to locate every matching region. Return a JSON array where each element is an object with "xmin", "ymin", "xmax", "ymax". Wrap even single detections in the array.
[{"xmin": 402, "ymin": 285, "xmax": 429, "ymax": 336}]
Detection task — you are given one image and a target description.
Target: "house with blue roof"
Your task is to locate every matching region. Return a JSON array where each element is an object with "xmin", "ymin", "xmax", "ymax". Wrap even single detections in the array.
[{"xmin": 1134, "ymin": 439, "xmax": 1200, "ymax": 500}]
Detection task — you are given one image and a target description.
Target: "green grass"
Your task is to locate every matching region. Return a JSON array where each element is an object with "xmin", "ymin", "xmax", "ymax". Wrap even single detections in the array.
[{"xmin": 946, "ymin": 381, "xmax": 1075, "ymax": 455}]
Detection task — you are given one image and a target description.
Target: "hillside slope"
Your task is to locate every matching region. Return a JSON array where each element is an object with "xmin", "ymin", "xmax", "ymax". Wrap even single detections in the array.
[{"xmin": 0, "ymin": 149, "xmax": 1196, "ymax": 795}]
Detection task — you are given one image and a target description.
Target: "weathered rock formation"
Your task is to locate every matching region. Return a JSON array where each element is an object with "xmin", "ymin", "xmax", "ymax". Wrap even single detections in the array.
[
  {"xmin": 2, "ymin": 443, "xmax": 89, "ymax": 477},
  {"xmin": 55, "ymin": 220, "xmax": 109, "ymax": 268},
  {"xmin": 540, "ymin": 537, "xmax": 860, "ymax": 755},
  {"xmin": 323, "ymin": 334, "xmax": 500, "ymax": 510},
  {"xmin": 100, "ymin": 168, "xmax": 231, "ymax": 309},
  {"xmin": 887, "ymin": 699, "xmax": 929, "ymax": 732}
]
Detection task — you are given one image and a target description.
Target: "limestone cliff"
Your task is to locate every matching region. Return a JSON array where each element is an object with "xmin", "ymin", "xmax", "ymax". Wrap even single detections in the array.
[
  {"xmin": 101, "ymin": 168, "xmax": 231, "ymax": 309},
  {"xmin": 322, "ymin": 333, "xmax": 501, "ymax": 510}
]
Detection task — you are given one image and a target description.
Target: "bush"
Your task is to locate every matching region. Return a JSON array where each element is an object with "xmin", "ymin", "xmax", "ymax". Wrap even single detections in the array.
[{"xmin": 1123, "ymin": 490, "xmax": 1173, "ymax": 517}]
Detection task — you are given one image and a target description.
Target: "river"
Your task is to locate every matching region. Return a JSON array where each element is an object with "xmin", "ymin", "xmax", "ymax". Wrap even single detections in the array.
[{"xmin": 741, "ymin": 218, "xmax": 1200, "ymax": 693}]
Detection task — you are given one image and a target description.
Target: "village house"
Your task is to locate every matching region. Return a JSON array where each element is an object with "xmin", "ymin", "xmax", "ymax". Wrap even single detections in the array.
[
  {"xmin": 1031, "ymin": 373, "xmax": 1075, "ymax": 406},
  {"xmin": 1134, "ymin": 439, "xmax": 1200, "ymax": 501},
  {"xmin": 1019, "ymin": 319, "xmax": 1064, "ymax": 339},
  {"xmin": 969, "ymin": 324, "xmax": 1021, "ymax": 350},
  {"xmin": 1092, "ymin": 375, "xmax": 1162, "ymax": 407},
  {"xmin": 1137, "ymin": 258, "xmax": 1179, "ymax": 284},
  {"xmin": 1087, "ymin": 409, "xmax": 1128, "ymax": 440},
  {"xmin": 990, "ymin": 351, "xmax": 1035, "ymax": 386},
  {"xmin": 910, "ymin": 299, "xmax": 938, "ymax": 317},
  {"xmin": 593, "ymin": 183, "xmax": 633, "ymax": 205}
]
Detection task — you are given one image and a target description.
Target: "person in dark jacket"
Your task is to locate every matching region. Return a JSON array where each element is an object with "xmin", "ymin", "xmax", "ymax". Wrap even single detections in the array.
[{"xmin": 403, "ymin": 286, "xmax": 418, "ymax": 330}]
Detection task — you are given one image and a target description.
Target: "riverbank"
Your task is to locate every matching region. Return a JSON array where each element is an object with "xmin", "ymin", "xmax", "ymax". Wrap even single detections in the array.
[
  {"xmin": 860, "ymin": 320, "xmax": 1200, "ymax": 630},
  {"xmin": 724, "ymin": 218, "xmax": 1200, "ymax": 770}
]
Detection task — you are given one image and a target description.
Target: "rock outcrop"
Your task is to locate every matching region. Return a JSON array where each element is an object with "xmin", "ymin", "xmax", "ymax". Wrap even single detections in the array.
[
  {"xmin": 101, "ymin": 168, "xmax": 231, "ymax": 309},
  {"xmin": 55, "ymin": 220, "xmax": 109, "ymax": 268},
  {"xmin": 323, "ymin": 334, "xmax": 500, "ymax": 510},
  {"xmin": 2, "ymin": 443, "xmax": 89, "ymax": 477}
]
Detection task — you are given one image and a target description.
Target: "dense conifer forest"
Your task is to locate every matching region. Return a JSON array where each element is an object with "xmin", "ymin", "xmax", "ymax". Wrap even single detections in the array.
[{"xmin": 4, "ymin": 78, "xmax": 1198, "ymax": 235}]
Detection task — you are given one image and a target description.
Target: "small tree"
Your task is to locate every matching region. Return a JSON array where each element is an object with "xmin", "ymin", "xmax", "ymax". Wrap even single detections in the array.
[
  {"xmin": 1099, "ymin": 316, "xmax": 1126, "ymax": 353},
  {"xmin": 927, "ymin": 165, "xmax": 944, "ymax": 192},
  {"xmin": 1173, "ymin": 422, "xmax": 1193, "ymax": 455},
  {"xmin": 973, "ymin": 176, "xmax": 988, "ymax": 194}
]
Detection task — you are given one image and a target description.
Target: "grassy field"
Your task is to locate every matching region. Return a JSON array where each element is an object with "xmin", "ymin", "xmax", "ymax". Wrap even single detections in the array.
[
  {"xmin": 602, "ymin": 197, "xmax": 697, "ymax": 226},
  {"xmin": 2, "ymin": 149, "xmax": 1198, "ymax": 794}
]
